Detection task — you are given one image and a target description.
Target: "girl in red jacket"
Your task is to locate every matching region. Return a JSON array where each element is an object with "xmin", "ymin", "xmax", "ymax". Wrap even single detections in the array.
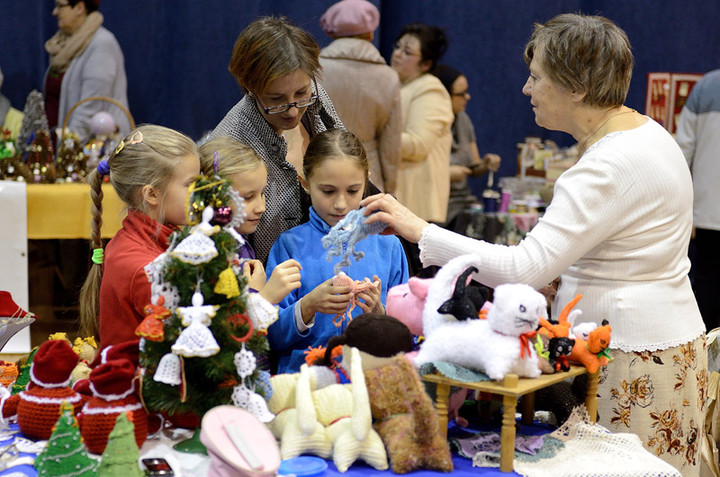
[{"xmin": 79, "ymin": 124, "xmax": 200, "ymax": 351}]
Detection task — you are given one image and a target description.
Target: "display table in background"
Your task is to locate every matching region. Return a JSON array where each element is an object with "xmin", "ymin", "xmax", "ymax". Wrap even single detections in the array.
[
  {"xmin": 452, "ymin": 210, "xmax": 539, "ymax": 245},
  {"xmin": 422, "ymin": 366, "xmax": 598, "ymax": 473},
  {"xmin": 26, "ymin": 183, "xmax": 126, "ymax": 239}
]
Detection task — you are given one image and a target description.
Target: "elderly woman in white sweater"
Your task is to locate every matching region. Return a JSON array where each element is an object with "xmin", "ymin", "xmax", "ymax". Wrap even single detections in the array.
[{"xmin": 363, "ymin": 13, "xmax": 706, "ymax": 476}]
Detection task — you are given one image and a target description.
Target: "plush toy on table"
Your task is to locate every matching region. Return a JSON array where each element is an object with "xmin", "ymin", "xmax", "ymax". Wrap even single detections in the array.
[
  {"xmin": 568, "ymin": 319, "xmax": 612, "ymax": 373},
  {"xmin": 1, "ymin": 339, "xmax": 87, "ymax": 439},
  {"xmin": 364, "ymin": 353, "xmax": 453, "ymax": 473},
  {"xmin": 296, "ymin": 347, "xmax": 388, "ymax": 473},
  {"xmin": 414, "ymin": 274, "xmax": 547, "ymax": 381},
  {"xmin": 317, "ymin": 314, "xmax": 451, "ymax": 474}
]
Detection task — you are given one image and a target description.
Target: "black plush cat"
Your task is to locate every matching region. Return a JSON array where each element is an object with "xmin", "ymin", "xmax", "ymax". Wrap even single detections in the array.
[{"xmin": 548, "ymin": 337, "xmax": 575, "ymax": 372}]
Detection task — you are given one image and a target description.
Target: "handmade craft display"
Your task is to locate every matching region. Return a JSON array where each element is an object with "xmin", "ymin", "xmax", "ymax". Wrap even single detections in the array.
[
  {"xmin": 79, "ymin": 358, "xmax": 147, "ymax": 454},
  {"xmin": 414, "ymin": 256, "xmax": 547, "ymax": 380},
  {"xmin": 330, "ymin": 272, "xmax": 381, "ymax": 327},
  {"xmin": 296, "ymin": 348, "xmax": 388, "ymax": 472},
  {"xmin": 139, "ymin": 174, "xmax": 277, "ymax": 424},
  {"xmin": 1, "ymin": 339, "xmax": 87, "ymax": 440},
  {"xmin": 33, "ymin": 401, "xmax": 98, "ymax": 476}
]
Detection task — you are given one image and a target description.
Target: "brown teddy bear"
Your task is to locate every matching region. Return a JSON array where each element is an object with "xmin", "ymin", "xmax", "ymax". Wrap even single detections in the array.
[{"xmin": 364, "ymin": 354, "xmax": 453, "ymax": 474}]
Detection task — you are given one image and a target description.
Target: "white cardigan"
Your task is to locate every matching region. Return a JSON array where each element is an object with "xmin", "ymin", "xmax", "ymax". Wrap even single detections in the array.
[{"xmin": 420, "ymin": 118, "xmax": 704, "ymax": 352}]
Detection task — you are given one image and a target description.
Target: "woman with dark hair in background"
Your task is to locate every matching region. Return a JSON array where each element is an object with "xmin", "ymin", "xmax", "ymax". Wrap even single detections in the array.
[
  {"xmin": 433, "ymin": 64, "xmax": 501, "ymax": 229},
  {"xmin": 211, "ymin": 16, "xmax": 344, "ymax": 263},
  {"xmin": 44, "ymin": 0, "xmax": 130, "ymax": 143}
]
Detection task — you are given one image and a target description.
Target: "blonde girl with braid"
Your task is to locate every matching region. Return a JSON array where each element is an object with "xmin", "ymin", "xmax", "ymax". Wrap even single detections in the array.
[{"xmin": 79, "ymin": 124, "xmax": 200, "ymax": 351}]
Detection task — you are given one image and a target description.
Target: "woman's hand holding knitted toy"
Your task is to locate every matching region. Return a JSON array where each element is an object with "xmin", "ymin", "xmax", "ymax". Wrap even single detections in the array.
[
  {"xmin": 300, "ymin": 278, "xmax": 353, "ymax": 325},
  {"xmin": 361, "ymin": 193, "xmax": 428, "ymax": 243}
]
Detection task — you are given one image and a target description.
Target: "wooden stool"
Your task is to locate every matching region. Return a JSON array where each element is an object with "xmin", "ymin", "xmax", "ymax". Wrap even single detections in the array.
[{"xmin": 422, "ymin": 365, "xmax": 598, "ymax": 472}]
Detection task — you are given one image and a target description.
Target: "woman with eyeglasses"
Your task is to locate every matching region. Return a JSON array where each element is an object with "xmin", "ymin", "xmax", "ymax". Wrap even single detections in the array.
[
  {"xmin": 390, "ymin": 24, "xmax": 453, "ymax": 227},
  {"xmin": 433, "ymin": 64, "xmax": 501, "ymax": 229},
  {"xmin": 389, "ymin": 23, "xmax": 454, "ymax": 275},
  {"xmin": 211, "ymin": 16, "xmax": 344, "ymax": 264},
  {"xmin": 44, "ymin": 0, "xmax": 130, "ymax": 144}
]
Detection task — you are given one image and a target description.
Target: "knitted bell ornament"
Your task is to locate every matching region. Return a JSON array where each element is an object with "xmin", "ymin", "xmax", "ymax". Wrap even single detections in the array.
[
  {"xmin": 16, "ymin": 339, "xmax": 85, "ymax": 440},
  {"xmin": 80, "ymin": 358, "xmax": 148, "ymax": 455}
]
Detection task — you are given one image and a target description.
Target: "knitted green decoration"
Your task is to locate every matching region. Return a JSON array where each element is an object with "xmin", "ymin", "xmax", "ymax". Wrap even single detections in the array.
[
  {"xmin": 34, "ymin": 401, "xmax": 98, "ymax": 477},
  {"xmin": 12, "ymin": 347, "xmax": 38, "ymax": 394},
  {"xmin": 97, "ymin": 413, "xmax": 143, "ymax": 477}
]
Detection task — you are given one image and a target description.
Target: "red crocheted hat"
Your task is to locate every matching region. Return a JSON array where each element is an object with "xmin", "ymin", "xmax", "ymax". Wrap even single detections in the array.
[
  {"xmin": 89, "ymin": 358, "xmax": 137, "ymax": 399},
  {"xmin": 31, "ymin": 340, "xmax": 78, "ymax": 387},
  {"xmin": 0, "ymin": 291, "xmax": 32, "ymax": 318},
  {"xmin": 92, "ymin": 339, "xmax": 141, "ymax": 368}
]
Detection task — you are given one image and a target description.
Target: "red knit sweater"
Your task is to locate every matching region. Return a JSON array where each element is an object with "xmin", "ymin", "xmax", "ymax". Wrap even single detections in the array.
[{"xmin": 99, "ymin": 210, "xmax": 175, "ymax": 351}]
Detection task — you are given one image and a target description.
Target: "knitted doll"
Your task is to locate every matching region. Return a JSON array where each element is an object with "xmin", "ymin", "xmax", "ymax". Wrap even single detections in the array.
[
  {"xmin": 2, "ymin": 339, "xmax": 86, "ymax": 439},
  {"xmin": 80, "ymin": 358, "xmax": 148, "ymax": 454}
]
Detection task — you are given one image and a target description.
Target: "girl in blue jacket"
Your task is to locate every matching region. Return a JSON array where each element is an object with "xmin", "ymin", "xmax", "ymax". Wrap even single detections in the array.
[{"xmin": 266, "ymin": 129, "xmax": 409, "ymax": 373}]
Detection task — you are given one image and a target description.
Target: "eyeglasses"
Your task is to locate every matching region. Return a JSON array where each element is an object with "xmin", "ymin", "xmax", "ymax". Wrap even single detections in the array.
[
  {"xmin": 54, "ymin": 1, "xmax": 71, "ymax": 8},
  {"xmin": 452, "ymin": 90, "xmax": 470, "ymax": 98},
  {"xmin": 254, "ymin": 78, "xmax": 319, "ymax": 115},
  {"xmin": 393, "ymin": 42, "xmax": 422, "ymax": 57}
]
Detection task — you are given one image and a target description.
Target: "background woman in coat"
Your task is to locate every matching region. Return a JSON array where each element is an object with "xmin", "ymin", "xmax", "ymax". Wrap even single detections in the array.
[{"xmin": 44, "ymin": 0, "xmax": 130, "ymax": 144}]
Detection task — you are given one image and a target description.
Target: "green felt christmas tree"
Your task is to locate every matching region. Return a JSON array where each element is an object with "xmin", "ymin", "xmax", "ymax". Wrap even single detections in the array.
[
  {"xmin": 34, "ymin": 401, "xmax": 98, "ymax": 477},
  {"xmin": 97, "ymin": 413, "xmax": 143, "ymax": 477},
  {"xmin": 139, "ymin": 174, "xmax": 275, "ymax": 424},
  {"xmin": 12, "ymin": 347, "xmax": 37, "ymax": 395}
]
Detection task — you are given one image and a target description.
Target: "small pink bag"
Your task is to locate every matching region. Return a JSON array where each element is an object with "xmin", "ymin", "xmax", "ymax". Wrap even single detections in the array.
[{"xmin": 200, "ymin": 405, "xmax": 280, "ymax": 477}]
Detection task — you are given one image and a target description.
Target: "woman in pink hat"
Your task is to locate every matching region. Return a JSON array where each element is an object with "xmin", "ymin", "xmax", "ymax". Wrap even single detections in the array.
[{"xmin": 319, "ymin": 0, "xmax": 402, "ymax": 196}]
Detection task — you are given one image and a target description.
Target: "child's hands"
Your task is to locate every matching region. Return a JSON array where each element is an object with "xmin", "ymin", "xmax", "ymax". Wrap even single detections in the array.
[
  {"xmin": 260, "ymin": 259, "xmax": 302, "ymax": 305},
  {"xmin": 300, "ymin": 278, "xmax": 352, "ymax": 324},
  {"xmin": 357, "ymin": 275, "xmax": 384, "ymax": 314},
  {"xmin": 242, "ymin": 260, "xmax": 267, "ymax": 291}
]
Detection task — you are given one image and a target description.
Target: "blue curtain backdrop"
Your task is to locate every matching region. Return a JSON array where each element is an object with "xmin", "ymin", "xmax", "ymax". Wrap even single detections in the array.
[{"xmin": 3, "ymin": 1, "xmax": 720, "ymax": 192}]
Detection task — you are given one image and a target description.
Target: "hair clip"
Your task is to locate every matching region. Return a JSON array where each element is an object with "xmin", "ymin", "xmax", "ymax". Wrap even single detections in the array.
[
  {"xmin": 97, "ymin": 160, "xmax": 110, "ymax": 176},
  {"xmin": 128, "ymin": 131, "xmax": 143, "ymax": 145},
  {"xmin": 113, "ymin": 139, "xmax": 125, "ymax": 156},
  {"xmin": 213, "ymin": 151, "xmax": 220, "ymax": 174},
  {"xmin": 113, "ymin": 131, "xmax": 144, "ymax": 156}
]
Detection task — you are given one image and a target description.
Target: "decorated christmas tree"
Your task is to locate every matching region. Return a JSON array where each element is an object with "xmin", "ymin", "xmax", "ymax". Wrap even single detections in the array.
[
  {"xmin": 23, "ymin": 130, "xmax": 57, "ymax": 183},
  {"xmin": 34, "ymin": 401, "xmax": 98, "ymax": 477},
  {"xmin": 55, "ymin": 130, "xmax": 87, "ymax": 183},
  {"xmin": 97, "ymin": 413, "xmax": 143, "ymax": 477},
  {"xmin": 139, "ymin": 174, "xmax": 276, "ymax": 423}
]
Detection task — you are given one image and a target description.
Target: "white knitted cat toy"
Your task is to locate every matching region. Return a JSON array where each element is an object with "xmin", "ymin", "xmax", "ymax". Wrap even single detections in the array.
[{"xmin": 414, "ymin": 281, "xmax": 547, "ymax": 381}]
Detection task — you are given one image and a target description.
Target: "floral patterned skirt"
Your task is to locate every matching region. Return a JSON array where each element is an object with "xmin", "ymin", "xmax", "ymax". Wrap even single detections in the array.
[{"xmin": 596, "ymin": 335, "xmax": 708, "ymax": 477}]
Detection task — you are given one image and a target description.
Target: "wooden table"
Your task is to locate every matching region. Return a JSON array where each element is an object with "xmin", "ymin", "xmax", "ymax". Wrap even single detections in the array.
[{"xmin": 422, "ymin": 366, "xmax": 598, "ymax": 473}]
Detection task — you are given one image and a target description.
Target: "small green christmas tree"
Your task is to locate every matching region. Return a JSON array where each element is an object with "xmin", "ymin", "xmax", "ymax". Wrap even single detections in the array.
[
  {"xmin": 12, "ymin": 347, "xmax": 37, "ymax": 395},
  {"xmin": 139, "ymin": 174, "xmax": 275, "ymax": 423},
  {"xmin": 34, "ymin": 401, "xmax": 98, "ymax": 477},
  {"xmin": 97, "ymin": 413, "xmax": 143, "ymax": 477}
]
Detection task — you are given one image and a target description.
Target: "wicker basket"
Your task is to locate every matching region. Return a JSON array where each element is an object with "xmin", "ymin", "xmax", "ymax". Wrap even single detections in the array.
[{"xmin": 60, "ymin": 95, "xmax": 135, "ymax": 139}]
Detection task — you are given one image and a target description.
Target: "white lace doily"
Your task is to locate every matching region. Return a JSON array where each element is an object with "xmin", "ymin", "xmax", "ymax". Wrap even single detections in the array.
[{"xmin": 505, "ymin": 407, "xmax": 683, "ymax": 477}]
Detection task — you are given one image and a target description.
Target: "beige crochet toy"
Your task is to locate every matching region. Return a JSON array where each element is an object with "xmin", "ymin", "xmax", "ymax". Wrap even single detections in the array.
[
  {"xmin": 296, "ymin": 347, "xmax": 388, "ymax": 472},
  {"xmin": 267, "ymin": 372, "xmax": 332, "ymax": 460}
]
